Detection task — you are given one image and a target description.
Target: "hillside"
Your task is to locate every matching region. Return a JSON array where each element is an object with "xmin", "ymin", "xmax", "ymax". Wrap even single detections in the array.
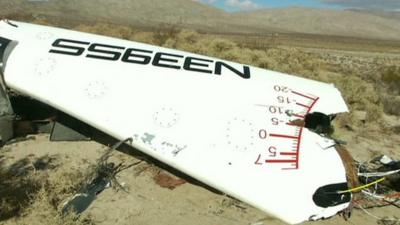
[
  {"xmin": 349, "ymin": 9, "xmax": 400, "ymax": 22},
  {"xmin": 0, "ymin": 0, "xmax": 231, "ymax": 30},
  {"xmin": 1, "ymin": 0, "xmax": 400, "ymax": 40},
  {"xmin": 234, "ymin": 7, "xmax": 400, "ymax": 40}
]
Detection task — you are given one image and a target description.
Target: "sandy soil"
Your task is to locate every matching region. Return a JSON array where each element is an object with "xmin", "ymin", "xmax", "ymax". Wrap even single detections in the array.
[{"xmin": 0, "ymin": 120, "xmax": 399, "ymax": 225}]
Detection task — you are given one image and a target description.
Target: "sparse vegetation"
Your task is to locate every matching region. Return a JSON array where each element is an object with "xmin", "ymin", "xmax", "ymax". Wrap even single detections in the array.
[
  {"xmin": 0, "ymin": 154, "xmax": 94, "ymax": 225},
  {"xmin": 0, "ymin": 10, "xmax": 400, "ymax": 225},
  {"xmin": 381, "ymin": 66, "xmax": 400, "ymax": 95}
]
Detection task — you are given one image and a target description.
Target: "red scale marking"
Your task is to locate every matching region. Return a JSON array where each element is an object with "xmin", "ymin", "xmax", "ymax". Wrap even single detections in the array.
[
  {"xmin": 296, "ymin": 102, "xmax": 311, "ymax": 108},
  {"xmin": 269, "ymin": 133, "xmax": 298, "ymax": 139},
  {"xmin": 291, "ymin": 96, "xmax": 320, "ymax": 169},
  {"xmin": 280, "ymin": 152, "xmax": 297, "ymax": 156},
  {"xmin": 265, "ymin": 91, "xmax": 320, "ymax": 170},
  {"xmin": 265, "ymin": 159, "xmax": 297, "ymax": 163},
  {"xmin": 291, "ymin": 91, "xmax": 317, "ymax": 101}
]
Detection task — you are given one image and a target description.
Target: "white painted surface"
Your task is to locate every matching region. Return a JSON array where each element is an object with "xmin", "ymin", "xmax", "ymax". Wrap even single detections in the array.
[{"xmin": 0, "ymin": 20, "xmax": 350, "ymax": 224}]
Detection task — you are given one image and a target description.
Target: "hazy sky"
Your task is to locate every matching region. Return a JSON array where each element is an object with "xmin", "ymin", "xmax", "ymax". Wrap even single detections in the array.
[{"xmin": 194, "ymin": 0, "xmax": 400, "ymax": 11}]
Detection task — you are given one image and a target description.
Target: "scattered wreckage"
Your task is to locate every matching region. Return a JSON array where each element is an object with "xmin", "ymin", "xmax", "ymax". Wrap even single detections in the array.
[{"xmin": 0, "ymin": 20, "xmax": 399, "ymax": 224}]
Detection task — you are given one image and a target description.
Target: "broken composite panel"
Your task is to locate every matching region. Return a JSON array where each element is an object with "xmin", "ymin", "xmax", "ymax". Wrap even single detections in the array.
[{"xmin": 0, "ymin": 20, "xmax": 350, "ymax": 224}]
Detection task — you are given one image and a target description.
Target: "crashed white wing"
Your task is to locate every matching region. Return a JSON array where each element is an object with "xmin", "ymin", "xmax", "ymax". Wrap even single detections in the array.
[{"xmin": 0, "ymin": 20, "xmax": 350, "ymax": 224}]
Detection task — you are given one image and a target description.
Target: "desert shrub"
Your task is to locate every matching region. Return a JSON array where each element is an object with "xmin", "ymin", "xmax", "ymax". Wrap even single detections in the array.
[
  {"xmin": 208, "ymin": 38, "xmax": 237, "ymax": 54},
  {"xmin": 131, "ymin": 31, "xmax": 156, "ymax": 45},
  {"xmin": 0, "ymin": 154, "xmax": 93, "ymax": 224},
  {"xmin": 302, "ymin": 56, "xmax": 328, "ymax": 73},
  {"xmin": 0, "ymin": 158, "xmax": 44, "ymax": 220},
  {"xmin": 365, "ymin": 103, "xmax": 384, "ymax": 123},
  {"xmin": 18, "ymin": 188, "xmax": 93, "ymax": 225},
  {"xmin": 218, "ymin": 47, "xmax": 243, "ymax": 62},
  {"xmin": 254, "ymin": 47, "xmax": 331, "ymax": 78},
  {"xmin": 334, "ymin": 112, "xmax": 361, "ymax": 130},
  {"xmin": 225, "ymin": 48, "xmax": 254, "ymax": 65},
  {"xmin": 163, "ymin": 29, "xmax": 200, "ymax": 51},
  {"xmin": 255, "ymin": 56, "xmax": 278, "ymax": 70},
  {"xmin": 3, "ymin": 12, "xmax": 35, "ymax": 22},
  {"xmin": 176, "ymin": 36, "xmax": 212, "ymax": 55},
  {"xmin": 153, "ymin": 23, "xmax": 180, "ymax": 46},
  {"xmin": 335, "ymin": 75, "xmax": 380, "ymax": 110},
  {"xmin": 332, "ymin": 75, "xmax": 384, "ymax": 125},
  {"xmin": 311, "ymin": 71, "xmax": 343, "ymax": 84},
  {"xmin": 381, "ymin": 66, "xmax": 400, "ymax": 95},
  {"xmin": 381, "ymin": 94, "xmax": 400, "ymax": 116},
  {"xmin": 74, "ymin": 23, "xmax": 136, "ymax": 40},
  {"xmin": 43, "ymin": 168, "xmax": 87, "ymax": 208}
]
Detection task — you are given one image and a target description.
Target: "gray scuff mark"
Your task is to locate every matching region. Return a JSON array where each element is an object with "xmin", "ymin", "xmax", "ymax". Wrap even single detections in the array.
[
  {"xmin": 172, "ymin": 145, "xmax": 187, "ymax": 156},
  {"xmin": 161, "ymin": 141, "xmax": 187, "ymax": 156},
  {"xmin": 285, "ymin": 109, "xmax": 294, "ymax": 117},
  {"xmin": 141, "ymin": 133, "xmax": 155, "ymax": 145}
]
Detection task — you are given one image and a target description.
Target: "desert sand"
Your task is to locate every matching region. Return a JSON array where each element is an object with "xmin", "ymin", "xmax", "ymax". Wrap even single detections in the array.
[{"xmin": 1, "ymin": 120, "xmax": 399, "ymax": 225}]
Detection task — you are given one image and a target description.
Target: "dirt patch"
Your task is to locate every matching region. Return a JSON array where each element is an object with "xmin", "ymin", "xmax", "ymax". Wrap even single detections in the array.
[{"xmin": 153, "ymin": 171, "xmax": 187, "ymax": 190}]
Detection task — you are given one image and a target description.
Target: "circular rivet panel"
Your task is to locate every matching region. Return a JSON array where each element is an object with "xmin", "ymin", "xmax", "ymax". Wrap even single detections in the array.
[
  {"xmin": 35, "ymin": 57, "xmax": 57, "ymax": 77},
  {"xmin": 226, "ymin": 118, "xmax": 255, "ymax": 151},
  {"xmin": 84, "ymin": 81, "xmax": 108, "ymax": 99},
  {"xmin": 154, "ymin": 107, "xmax": 179, "ymax": 128},
  {"xmin": 36, "ymin": 32, "xmax": 54, "ymax": 40}
]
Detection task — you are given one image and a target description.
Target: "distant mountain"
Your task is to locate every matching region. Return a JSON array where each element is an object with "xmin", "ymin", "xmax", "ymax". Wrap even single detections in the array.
[
  {"xmin": 348, "ymin": 9, "xmax": 400, "ymax": 22},
  {"xmin": 0, "ymin": 0, "xmax": 230, "ymax": 29},
  {"xmin": 1, "ymin": 0, "xmax": 400, "ymax": 41},
  {"xmin": 234, "ymin": 7, "xmax": 400, "ymax": 40}
]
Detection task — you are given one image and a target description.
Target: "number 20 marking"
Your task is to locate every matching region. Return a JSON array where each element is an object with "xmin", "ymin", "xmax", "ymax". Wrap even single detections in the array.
[{"xmin": 274, "ymin": 85, "xmax": 289, "ymax": 93}]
